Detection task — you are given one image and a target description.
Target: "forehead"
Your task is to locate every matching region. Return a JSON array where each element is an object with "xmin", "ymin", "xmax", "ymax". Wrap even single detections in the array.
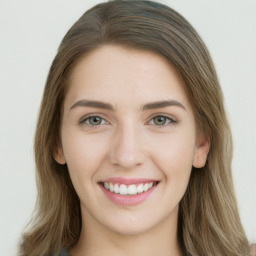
[{"xmin": 65, "ymin": 44, "xmax": 192, "ymax": 111}]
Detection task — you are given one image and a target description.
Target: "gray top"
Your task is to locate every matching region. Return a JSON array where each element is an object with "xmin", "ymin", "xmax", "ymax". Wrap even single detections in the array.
[
  {"xmin": 59, "ymin": 248, "xmax": 189, "ymax": 256},
  {"xmin": 59, "ymin": 248, "xmax": 69, "ymax": 256}
]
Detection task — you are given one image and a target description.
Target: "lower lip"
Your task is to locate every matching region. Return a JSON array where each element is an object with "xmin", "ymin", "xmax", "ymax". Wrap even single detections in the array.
[{"xmin": 100, "ymin": 184, "xmax": 158, "ymax": 206}]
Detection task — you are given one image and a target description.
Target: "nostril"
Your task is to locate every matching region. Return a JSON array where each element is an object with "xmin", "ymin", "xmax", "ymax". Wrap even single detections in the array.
[{"xmin": 109, "ymin": 150, "xmax": 146, "ymax": 169}]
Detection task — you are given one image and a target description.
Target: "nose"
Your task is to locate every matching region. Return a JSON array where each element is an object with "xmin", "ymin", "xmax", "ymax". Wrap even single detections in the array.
[{"xmin": 109, "ymin": 123, "xmax": 147, "ymax": 169}]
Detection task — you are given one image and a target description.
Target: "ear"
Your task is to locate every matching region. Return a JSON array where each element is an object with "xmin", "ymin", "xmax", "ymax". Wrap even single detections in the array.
[
  {"xmin": 193, "ymin": 132, "xmax": 210, "ymax": 168},
  {"xmin": 53, "ymin": 141, "xmax": 66, "ymax": 165}
]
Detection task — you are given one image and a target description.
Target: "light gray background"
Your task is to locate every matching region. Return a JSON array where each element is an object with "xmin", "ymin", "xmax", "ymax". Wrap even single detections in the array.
[{"xmin": 0, "ymin": 0, "xmax": 255, "ymax": 255}]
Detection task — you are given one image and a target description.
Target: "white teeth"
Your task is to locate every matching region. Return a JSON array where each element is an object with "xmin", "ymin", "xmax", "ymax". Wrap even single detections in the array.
[
  {"xmin": 109, "ymin": 183, "xmax": 114, "ymax": 192},
  {"xmin": 114, "ymin": 184, "xmax": 119, "ymax": 194},
  {"xmin": 127, "ymin": 184, "xmax": 137, "ymax": 195},
  {"xmin": 143, "ymin": 183, "xmax": 149, "ymax": 191},
  {"xmin": 137, "ymin": 183, "xmax": 144, "ymax": 194},
  {"xmin": 103, "ymin": 181, "xmax": 157, "ymax": 195},
  {"xmin": 104, "ymin": 182, "xmax": 109, "ymax": 190},
  {"xmin": 119, "ymin": 184, "xmax": 128, "ymax": 195}
]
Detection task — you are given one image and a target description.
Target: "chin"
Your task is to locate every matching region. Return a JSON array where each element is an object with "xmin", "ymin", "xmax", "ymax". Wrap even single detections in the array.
[
  {"xmin": 106, "ymin": 222, "xmax": 156, "ymax": 236},
  {"xmin": 100, "ymin": 209, "xmax": 172, "ymax": 237}
]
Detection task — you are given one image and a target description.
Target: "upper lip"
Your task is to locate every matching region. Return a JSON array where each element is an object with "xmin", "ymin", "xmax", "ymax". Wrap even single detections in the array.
[{"xmin": 99, "ymin": 177, "xmax": 159, "ymax": 185}]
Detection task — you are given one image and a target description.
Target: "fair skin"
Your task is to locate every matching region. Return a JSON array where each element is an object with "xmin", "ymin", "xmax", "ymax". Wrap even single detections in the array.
[{"xmin": 55, "ymin": 45, "xmax": 209, "ymax": 256}]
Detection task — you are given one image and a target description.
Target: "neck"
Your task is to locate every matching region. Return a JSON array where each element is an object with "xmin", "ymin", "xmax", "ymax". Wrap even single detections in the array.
[{"xmin": 69, "ymin": 206, "xmax": 183, "ymax": 256}]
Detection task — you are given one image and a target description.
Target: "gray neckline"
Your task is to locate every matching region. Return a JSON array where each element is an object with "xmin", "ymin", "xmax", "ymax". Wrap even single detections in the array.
[{"xmin": 59, "ymin": 248, "xmax": 69, "ymax": 256}]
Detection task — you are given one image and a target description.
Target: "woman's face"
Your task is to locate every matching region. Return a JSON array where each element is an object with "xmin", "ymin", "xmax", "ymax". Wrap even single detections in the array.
[{"xmin": 55, "ymin": 45, "xmax": 209, "ymax": 235}]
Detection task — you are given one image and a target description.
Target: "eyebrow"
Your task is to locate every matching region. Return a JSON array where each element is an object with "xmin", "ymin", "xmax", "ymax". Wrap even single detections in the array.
[
  {"xmin": 142, "ymin": 100, "xmax": 186, "ymax": 111},
  {"xmin": 70, "ymin": 99, "xmax": 114, "ymax": 111},
  {"xmin": 70, "ymin": 99, "xmax": 186, "ymax": 111}
]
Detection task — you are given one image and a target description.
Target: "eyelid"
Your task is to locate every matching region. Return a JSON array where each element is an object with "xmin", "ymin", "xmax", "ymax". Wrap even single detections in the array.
[
  {"xmin": 146, "ymin": 113, "xmax": 178, "ymax": 126},
  {"xmin": 78, "ymin": 112, "xmax": 178, "ymax": 127},
  {"xmin": 79, "ymin": 113, "xmax": 110, "ymax": 125}
]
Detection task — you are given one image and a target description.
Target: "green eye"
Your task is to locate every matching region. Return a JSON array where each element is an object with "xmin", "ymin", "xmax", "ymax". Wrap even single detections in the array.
[
  {"xmin": 148, "ymin": 115, "xmax": 176, "ymax": 126},
  {"xmin": 85, "ymin": 116, "xmax": 106, "ymax": 126},
  {"xmin": 153, "ymin": 116, "xmax": 168, "ymax": 125}
]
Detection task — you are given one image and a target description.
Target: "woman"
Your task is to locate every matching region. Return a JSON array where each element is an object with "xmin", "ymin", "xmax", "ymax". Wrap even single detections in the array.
[{"xmin": 20, "ymin": 0, "xmax": 249, "ymax": 255}]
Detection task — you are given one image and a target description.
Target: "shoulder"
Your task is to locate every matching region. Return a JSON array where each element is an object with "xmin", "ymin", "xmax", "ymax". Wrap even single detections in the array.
[
  {"xmin": 59, "ymin": 248, "xmax": 70, "ymax": 256},
  {"xmin": 249, "ymin": 244, "xmax": 256, "ymax": 256}
]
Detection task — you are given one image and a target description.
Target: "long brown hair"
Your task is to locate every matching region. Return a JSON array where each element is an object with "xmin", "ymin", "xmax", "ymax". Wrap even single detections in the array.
[{"xmin": 21, "ymin": 1, "xmax": 249, "ymax": 255}]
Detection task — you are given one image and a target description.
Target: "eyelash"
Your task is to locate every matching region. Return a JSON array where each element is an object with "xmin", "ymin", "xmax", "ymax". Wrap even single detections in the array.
[
  {"xmin": 79, "ymin": 114, "xmax": 109, "ymax": 126},
  {"xmin": 146, "ymin": 114, "xmax": 177, "ymax": 127},
  {"xmin": 79, "ymin": 114, "xmax": 177, "ymax": 127}
]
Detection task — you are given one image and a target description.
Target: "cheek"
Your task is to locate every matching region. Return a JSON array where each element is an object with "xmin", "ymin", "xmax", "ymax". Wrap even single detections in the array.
[
  {"xmin": 61, "ymin": 128, "xmax": 110, "ymax": 182},
  {"xmin": 148, "ymin": 129, "xmax": 195, "ymax": 183},
  {"xmin": 150, "ymin": 127, "xmax": 195, "ymax": 159}
]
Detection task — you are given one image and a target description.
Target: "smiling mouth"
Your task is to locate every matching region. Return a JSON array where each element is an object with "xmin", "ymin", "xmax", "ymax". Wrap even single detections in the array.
[{"xmin": 99, "ymin": 181, "xmax": 159, "ymax": 196}]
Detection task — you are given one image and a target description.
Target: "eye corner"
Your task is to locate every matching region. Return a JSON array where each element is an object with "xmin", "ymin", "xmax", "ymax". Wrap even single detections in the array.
[
  {"xmin": 146, "ymin": 114, "xmax": 178, "ymax": 127},
  {"xmin": 78, "ymin": 114, "xmax": 110, "ymax": 127}
]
